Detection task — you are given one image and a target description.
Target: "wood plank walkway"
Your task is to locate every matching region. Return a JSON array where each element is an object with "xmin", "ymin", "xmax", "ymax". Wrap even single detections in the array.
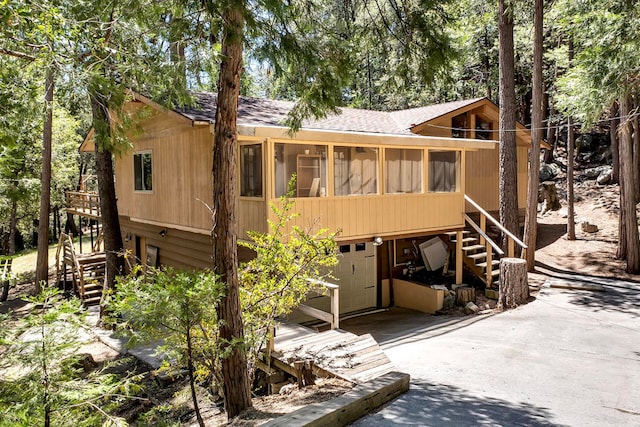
[{"xmin": 272, "ymin": 322, "xmax": 396, "ymax": 384}]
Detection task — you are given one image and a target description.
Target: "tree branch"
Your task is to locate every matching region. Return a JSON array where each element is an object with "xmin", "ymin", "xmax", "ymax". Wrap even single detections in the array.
[{"xmin": 0, "ymin": 48, "xmax": 35, "ymax": 61}]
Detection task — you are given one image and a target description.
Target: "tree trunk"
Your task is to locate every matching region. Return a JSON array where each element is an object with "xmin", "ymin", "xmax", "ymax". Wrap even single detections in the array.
[
  {"xmin": 566, "ymin": 39, "xmax": 576, "ymax": 241},
  {"xmin": 522, "ymin": 0, "xmax": 543, "ymax": 271},
  {"xmin": 544, "ymin": 103, "xmax": 556, "ymax": 164},
  {"xmin": 89, "ymin": 88, "xmax": 124, "ymax": 293},
  {"xmin": 8, "ymin": 198, "xmax": 17, "ymax": 256},
  {"xmin": 498, "ymin": 0, "xmax": 519, "ymax": 245},
  {"xmin": 632, "ymin": 111, "xmax": 640, "ymax": 201},
  {"xmin": 498, "ymin": 258, "xmax": 529, "ymax": 309},
  {"xmin": 618, "ymin": 96, "xmax": 640, "ymax": 273},
  {"xmin": 610, "ymin": 103, "xmax": 620, "ymax": 184},
  {"xmin": 212, "ymin": 3, "xmax": 252, "ymax": 419},
  {"xmin": 567, "ymin": 117, "xmax": 576, "ymax": 240},
  {"xmin": 35, "ymin": 68, "xmax": 54, "ymax": 292}
]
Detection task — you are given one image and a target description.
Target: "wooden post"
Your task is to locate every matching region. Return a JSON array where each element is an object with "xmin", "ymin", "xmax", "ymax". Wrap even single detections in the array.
[
  {"xmin": 479, "ymin": 214, "xmax": 486, "ymax": 246},
  {"xmin": 331, "ymin": 287, "xmax": 340, "ymax": 330},
  {"xmin": 294, "ymin": 359, "xmax": 315, "ymax": 388},
  {"xmin": 498, "ymin": 258, "xmax": 528, "ymax": 309},
  {"xmin": 455, "ymin": 230, "xmax": 463, "ymax": 284},
  {"xmin": 507, "ymin": 238, "xmax": 515, "ymax": 258},
  {"xmin": 486, "ymin": 246, "xmax": 493, "ymax": 287}
]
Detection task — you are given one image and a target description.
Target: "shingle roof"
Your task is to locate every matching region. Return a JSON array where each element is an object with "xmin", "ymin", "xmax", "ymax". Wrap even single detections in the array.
[{"xmin": 175, "ymin": 92, "xmax": 488, "ymax": 136}]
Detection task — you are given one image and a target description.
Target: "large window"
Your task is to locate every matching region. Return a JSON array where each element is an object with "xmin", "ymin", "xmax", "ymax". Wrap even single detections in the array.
[
  {"xmin": 133, "ymin": 151, "xmax": 152, "ymax": 192},
  {"xmin": 334, "ymin": 146, "xmax": 378, "ymax": 196},
  {"xmin": 451, "ymin": 113, "xmax": 469, "ymax": 138},
  {"xmin": 240, "ymin": 144, "xmax": 262, "ymax": 197},
  {"xmin": 274, "ymin": 143, "xmax": 328, "ymax": 198},
  {"xmin": 385, "ymin": 148, "xmax": 423, "ymax": 194},
  {"xmin": 429, "ymin": 150, "xmax": 460, "ymax": 193}
]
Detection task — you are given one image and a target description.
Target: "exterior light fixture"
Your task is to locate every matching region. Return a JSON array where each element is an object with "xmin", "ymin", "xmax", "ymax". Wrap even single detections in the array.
[
  {"xmin": 373, "ymin": 236, "xmax": 383, "ymax": 246},
  {"xmin": 159, "ymin": 229, "xmax": 167, "ymax": 237}
]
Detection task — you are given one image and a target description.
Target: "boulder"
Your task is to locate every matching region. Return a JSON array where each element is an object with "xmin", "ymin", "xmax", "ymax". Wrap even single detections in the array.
[
  {"xmin": 597, "ymin": 170, "xmax": 612, "ymax": 185},
  {"xmin": 464, "ymin": 301, "xmax": 479, "ymax": 314},
  {"xmin": 581, "ymin": 222, "xmax": 599, "ymax": 233},
  {"xmin": 540, "ymin": 163, "xmax": 562, "ymax": 181}
]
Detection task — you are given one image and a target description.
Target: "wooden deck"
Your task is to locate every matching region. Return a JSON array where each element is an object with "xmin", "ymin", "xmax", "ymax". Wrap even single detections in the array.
[
  {"xmin": 65, "ymin": 190, "xmax": 101, "ymax": 219},
  {"xmin": 272, "ymin": 321, "xmax": 395, "ymax": 384}
]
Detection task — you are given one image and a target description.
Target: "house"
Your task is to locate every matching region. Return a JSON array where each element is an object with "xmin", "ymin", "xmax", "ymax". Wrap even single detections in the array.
[{"xmin": 77, "ymin": 92, "xmax": 537, "ymax": 316}]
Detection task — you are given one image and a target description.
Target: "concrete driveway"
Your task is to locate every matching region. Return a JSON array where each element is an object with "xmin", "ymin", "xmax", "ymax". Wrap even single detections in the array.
[{"xmin": 342, "ymin": 272, "xmax": 640, "ymax": 426}]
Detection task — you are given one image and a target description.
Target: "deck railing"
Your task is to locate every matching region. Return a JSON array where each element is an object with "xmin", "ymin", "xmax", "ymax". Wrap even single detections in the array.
[
  {"xmin": 65, "ymin": 190, "xmax": 101, "ymax": 219},
  {"xmin": 298, "ymin": 278, "xmax": 340, "ymax": 330}
]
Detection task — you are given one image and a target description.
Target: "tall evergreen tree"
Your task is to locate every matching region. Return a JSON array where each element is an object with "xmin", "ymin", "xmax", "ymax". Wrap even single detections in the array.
[{"xmin": 498, "ymin": 0, "xmax": 519, "ymax": 244}]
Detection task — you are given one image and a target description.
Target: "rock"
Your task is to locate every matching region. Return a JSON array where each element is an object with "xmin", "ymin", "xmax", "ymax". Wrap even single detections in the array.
[
  {"xmin": 596, "ymin": 169, "xmax": 612, "ymax": 185},
  {"xmin": 443, "ymin": 293, "xmax": 455, "ymax": 309},
  {"xmin": 540, "ymin": 163, "xmax": 562, "ymax": 181},
  {"xmin": 464, "ymin": 301, "xmax": 479, "ymax": 314},
  {"xmin": 581, "ymin": 222, "xmax": 599, "ymax": 233}
]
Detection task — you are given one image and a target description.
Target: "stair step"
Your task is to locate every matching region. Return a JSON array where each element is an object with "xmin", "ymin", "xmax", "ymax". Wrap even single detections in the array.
[
  {"xmin": 477, "ymin": 260, "xmax": 500, "ymax": 269},
  {"xmin": 82, "ymin": 296, "xmax": 102, "ymax": 306},
  {"xmin": 467, "ymin": 252, "xmax": 488, "ymax": 261},
  {"xmin": 491, "ymin": 269, "xmax": 500, "ymax": 277},
  {"xmin": 461, "ymin": 244, "xmax": 485, "ymax": 252},
  {"xmin": 444, "ymin": 231, "xmax": 470, "ymax": 238}
]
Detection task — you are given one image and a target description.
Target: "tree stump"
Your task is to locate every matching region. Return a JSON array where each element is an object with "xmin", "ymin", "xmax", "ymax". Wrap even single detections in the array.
[
  {"xmin": 498, "ymin": 258, "xmax": 529, "ymax": 309},
  {"xmin": 455, "ymin": 286, "xmax": 475, "ymax": 306},
  {"xmin": 293, "ymin": 359, "xmax": 315, "ymax": 388}
]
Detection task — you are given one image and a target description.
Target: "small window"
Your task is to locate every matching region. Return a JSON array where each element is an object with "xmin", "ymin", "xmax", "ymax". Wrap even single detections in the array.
[
  {"xmin": 355, "ymin": 243, "xmax": 366, "ymax": 251},
  {"xmin": 240, "ymin": 144, "xmax": 262, "ymax": 197},
  {"xmin": 429, "ymin": 151, "xmax": 460, "ymax": 193},
  {"xmin": 339, "ymin": 244, "xmax": 351, "ymax": 253},
  {"xmin": 476, "ymin": 116, "xmax": 493, "ymax": 140},
  {"xmin": 134, "ymin": 152, "xmax": 152, "ymax": 192},
  {"xmin": 452, "ymin": 113, "xmax": 468, "ymax": 138}
]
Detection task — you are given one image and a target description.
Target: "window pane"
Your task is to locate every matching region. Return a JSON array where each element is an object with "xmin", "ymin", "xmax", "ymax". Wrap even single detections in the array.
[
  {"xmin": 452, "ymin": 113, "xmax": 468, "ymax": 138},
  {"xmin": 333, "ymin": 146, "xmax": 378, "ymax": 196},
  {"xmin": 274, "ymin": 143, "xmax": 328, "ymax": 198},
  {"xmin": 134, "ymin": 152, "xmax": 152, "ymax": 191},
  {"xmin": 429, "ymin": 151, "xmax": 459, "ymax": 192},
  {"xmin": 385, "ymin": 148, "xmax": 423, "ymax": 194},
  {"xmin": 142, "ymin": 153, "xmax": 152, "ymax": 191},
  {"xmin": 240, "ymin": 144, "xmax": 262, "ymax": 197}
]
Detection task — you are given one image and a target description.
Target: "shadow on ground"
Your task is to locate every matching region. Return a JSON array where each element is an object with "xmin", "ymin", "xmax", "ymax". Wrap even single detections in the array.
[
  {"xmin": 340, "ymin": 308, "xmax": 493, "ymax": 348},
  {"xmin": 350, "ymin": 380, "xmax": 565, "ymax": 427},
  {"xmin": 536, "ymin": 262, "xmax": 640, "ymax": 318}
]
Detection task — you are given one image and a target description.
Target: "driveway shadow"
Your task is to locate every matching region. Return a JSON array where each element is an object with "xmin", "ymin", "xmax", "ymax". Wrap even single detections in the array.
[
  {"xmin": 350, "ymin": 380, "xmax": 565, "ymax": 426},
  {"xmin": 536, "ymin": 262, "xmax": 640, "ymax": 318}
]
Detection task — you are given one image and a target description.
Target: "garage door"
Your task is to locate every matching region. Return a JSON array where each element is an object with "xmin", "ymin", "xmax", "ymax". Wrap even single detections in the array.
[{"xmin": 334, "ymin": 242, "xmax": 377, "ymax": 314}]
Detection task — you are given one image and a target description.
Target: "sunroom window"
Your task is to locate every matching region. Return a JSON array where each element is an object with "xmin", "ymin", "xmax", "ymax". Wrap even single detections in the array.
[
  {"xmin": 334, "ymin": 146, "xmax": 379, "ymax": 196},
  {"xmin": 240, "ymin": 144, "xmax": 262, "ymax": 197},
  {"xmin": 428, "ymin": 150, "xmax": 460, "ymax": 193},
  {"xmin": 133, "ymin": 151, "xmax": 152, "ymax": 192},
  {"xmin": 274, "ymin": 143, "xmax": 328, "ymax": 198},
  {"xmin": 385, "ymin": 148, "xmax": 423, "ymax": 194}
]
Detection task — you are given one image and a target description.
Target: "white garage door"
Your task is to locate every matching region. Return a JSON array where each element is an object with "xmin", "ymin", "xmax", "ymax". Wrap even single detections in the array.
[{"xmin": 334, "ymin": 242, "xmax": 377, "ymax": 314}]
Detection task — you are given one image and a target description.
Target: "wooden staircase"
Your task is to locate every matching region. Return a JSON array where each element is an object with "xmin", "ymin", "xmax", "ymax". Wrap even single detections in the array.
[
  {"xmin": 444, "ymin": 195, "xmax": 528, "ymax": 290},
  {"xmin": 445, "ymin": 230, "xmax": 500, "ymax": 287},
  {"xmin": 56, "ymin": 233, "xmax": 106, "ymax": 306}
]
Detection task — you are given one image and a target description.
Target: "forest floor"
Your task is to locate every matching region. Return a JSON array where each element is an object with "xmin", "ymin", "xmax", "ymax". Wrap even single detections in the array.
[{"xmin": 1, "ymin": 170, "xmax": 632, "ymax": 426}]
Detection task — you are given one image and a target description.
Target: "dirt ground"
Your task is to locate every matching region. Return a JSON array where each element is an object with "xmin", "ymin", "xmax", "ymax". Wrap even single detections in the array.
[{"xmin": 530, "ymin": 178, "xmax": 633, "ymax": 289}]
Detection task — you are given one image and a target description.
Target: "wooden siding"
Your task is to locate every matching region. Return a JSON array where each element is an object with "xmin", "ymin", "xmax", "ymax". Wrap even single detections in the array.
[
  {"xmin": 465, "ymin": 145, "xmax": 529, "ymax": 213},
  {"xmin": 239, "ymin": 198, "xmax": 268, "ymax": 237},
  {"xmin": 120, "ymin": 216, "xmax": 255, "ymax": 270},
  {"xmin": 268, "ymin": 193, "xmax": 464, "ymax": 241},
  {"xmin": 114, "ymin": 119, "xmax": 214, "ymax": 231}
]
